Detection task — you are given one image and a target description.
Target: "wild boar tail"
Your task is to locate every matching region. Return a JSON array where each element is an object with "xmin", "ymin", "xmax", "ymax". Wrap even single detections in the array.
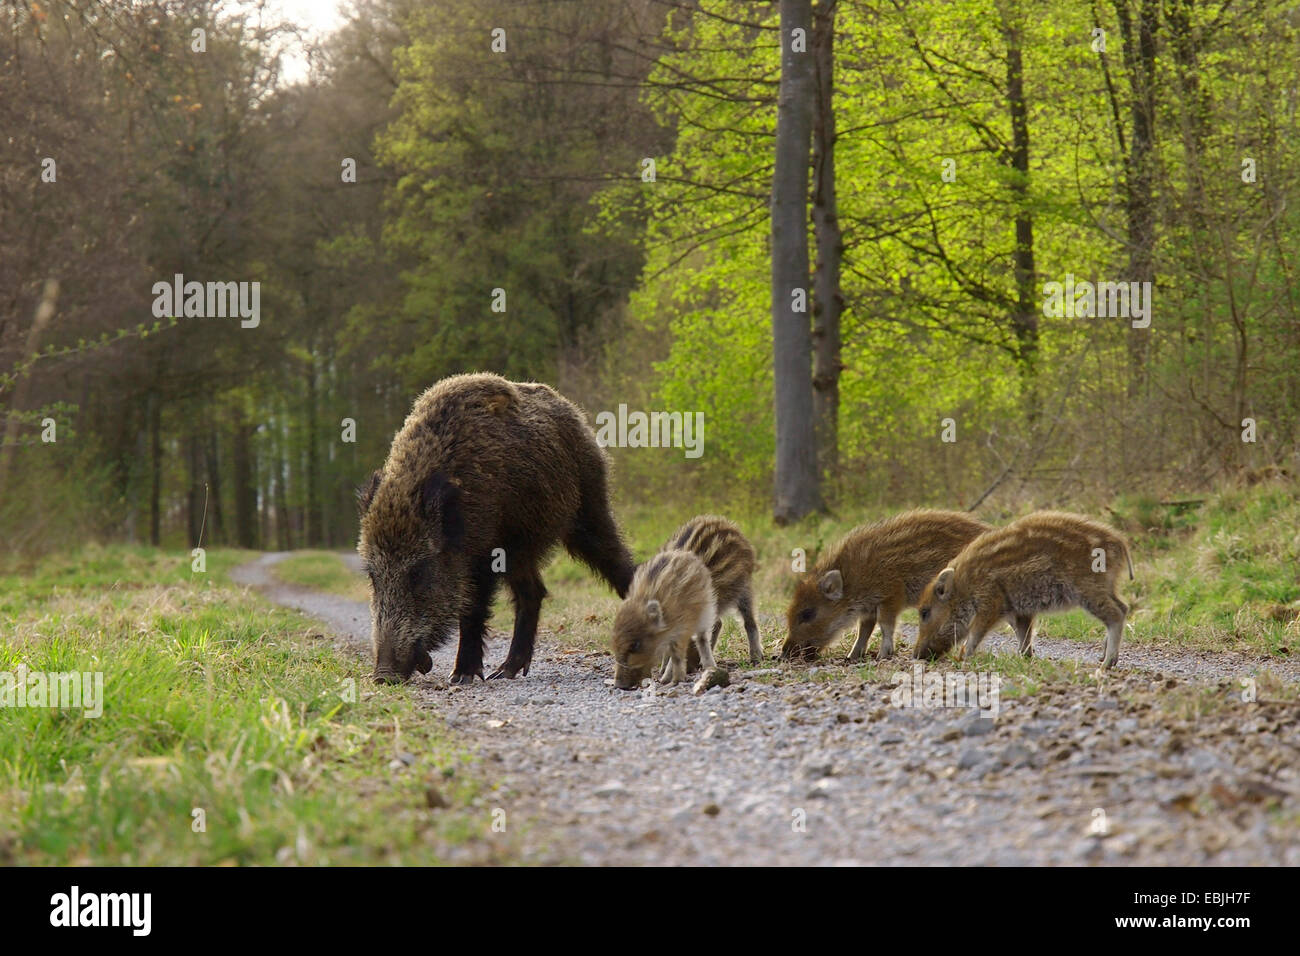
[{"xmin": 1123, "ymin": 540, "xmax": 1134, "ymax": 580}]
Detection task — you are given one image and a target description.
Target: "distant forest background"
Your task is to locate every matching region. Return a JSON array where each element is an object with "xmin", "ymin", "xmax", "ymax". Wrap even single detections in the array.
[{"xmin": 2, "ymin": 0, "xmax": 1298, "ymax": 556}]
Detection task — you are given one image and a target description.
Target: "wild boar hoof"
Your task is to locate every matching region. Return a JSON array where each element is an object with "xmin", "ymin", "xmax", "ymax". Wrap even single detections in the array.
[
  {"xmin": 448, "ymin": 672, "xmax": 480, "ymax": 685},
  {"xmin": 487, "ymin": 661, "xmax": 529, "ymax": 680}
]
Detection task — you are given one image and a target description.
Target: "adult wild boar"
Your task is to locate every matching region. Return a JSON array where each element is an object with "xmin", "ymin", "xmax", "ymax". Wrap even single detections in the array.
[{"xmin": 358, "ymin": 373, "xmax": 635, "ymax": 684}]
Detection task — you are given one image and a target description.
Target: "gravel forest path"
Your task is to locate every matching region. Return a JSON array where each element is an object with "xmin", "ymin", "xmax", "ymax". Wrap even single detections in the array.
[{"xmin": 232, "ymin": 553, "xmax": 1300, "ymax": 866}]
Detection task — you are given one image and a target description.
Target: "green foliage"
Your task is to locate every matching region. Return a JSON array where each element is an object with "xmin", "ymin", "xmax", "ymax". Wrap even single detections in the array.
[
  {"xmin": 606, "ymin": 0, "xmax": 1300, "ymax": 503},
  {"xmin": 5, "ymin": 0, "xmax": 1300, "ymax": 552},
  {"xmin": 374, "ymin": 0, "xmax": 654, "ymax": 387}
]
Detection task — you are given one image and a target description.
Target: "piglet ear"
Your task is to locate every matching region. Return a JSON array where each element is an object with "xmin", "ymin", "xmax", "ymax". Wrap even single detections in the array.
[
  {"xmin": 357, "ymin": 470, "xmax": 382, "ymax": 517},
  {"xmin": 417, "ymin": 471, "xmax": 465, "ymax": 550},
  {"xmin": 934, "ymin": 567, "xmax": 956, "ymax": 601},
  {"xmin": 645, "ymin": 599, "xmax": 665, "ymax": 630},
  {"xmin": 818, "ymin": 569, "xmax": 843, "ymax": 601}
]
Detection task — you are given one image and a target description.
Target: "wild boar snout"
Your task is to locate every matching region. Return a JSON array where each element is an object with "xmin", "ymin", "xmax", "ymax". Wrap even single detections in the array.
[
  {"xmin": 613, "ymin": 663, "xmax": 647, "ymax": 690},
  {"xmin": 779, "ymin": 637, "xmax": 821, "ymax": 662},
  {"xmin": 371, "ymin": 632, "xmax": 434, "ymax": 684}
]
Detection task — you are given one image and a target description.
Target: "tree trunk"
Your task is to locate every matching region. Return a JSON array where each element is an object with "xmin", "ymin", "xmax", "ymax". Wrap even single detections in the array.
[
  {"xmin": 1000, "ymin": 4, "xmax": 1038, "ymax": 392},
  {"xmin": 149, "ymin": 389, "xmax": 162, "ymax": 546},
  {"xmin": 306, "ymin": 353, "xmax": 322, "ymax": 546},
  {"xmin": 186, "ymin": 431, "xmax": 204, "ymax": 548},
  {"xmin": 811, "ymin": 0, "xmax": 843, "ymax": 485},
  {"xmin": 232, "ymin": 414, "xmax": 258, "ymax": 550},
  {"xmin": 125, "ymin": 415, "xmax": 147, "ymax": 543},
  {"xmin": 205, "ymin": 425, "xmax": 225, "ymax": 543},
  {"xmin": 275, "ymin": 431, "xmax": 292, "ymax": 551},
  {"xmin": 1115, "ymin": 0, "xmax": 1158, "ymax": 397},
  {"xmin": 770, "ymin": 0, "xmax": 821, "ymax": 523}
]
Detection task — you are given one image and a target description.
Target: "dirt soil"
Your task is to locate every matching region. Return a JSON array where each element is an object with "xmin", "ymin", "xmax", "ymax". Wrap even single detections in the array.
[{"xmin": 232, "ymin": 553, "xmax": 1300, "ymax": 865}]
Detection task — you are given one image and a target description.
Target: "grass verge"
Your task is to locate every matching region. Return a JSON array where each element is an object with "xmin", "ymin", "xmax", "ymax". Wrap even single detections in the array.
[
  {"xmin": 0, "ymin": 546, "xmax": 509, "ymax": 865},
  {"xmin": 272, "ymin": 549, "xmax": 370, "ymax": 602}
]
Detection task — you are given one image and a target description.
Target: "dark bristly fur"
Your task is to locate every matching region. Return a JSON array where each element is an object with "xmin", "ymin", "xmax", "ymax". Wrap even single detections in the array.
[
  {"xmin": 914, "ymin": 511, "xmax": 1134, "ymax": 668},
  {"xmin": 358, "ymin": 373, "xmax": 634, "ymax": 684},
  {"xmin": 782, "ymin": 509, "xmax": 991, "ymax": 662}
]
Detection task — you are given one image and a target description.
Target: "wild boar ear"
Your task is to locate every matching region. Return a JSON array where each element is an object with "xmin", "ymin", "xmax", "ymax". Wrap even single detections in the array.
[
  {"xmin": 645, "ymin": 599, "xmax": 665, "ymax": 630},
  {"xmin": 356, "ymin": 470, "xmax": 382, "ymax": 517},
  {"xmin": 818, "ymin": 569, "xmax": 843, "ymax": 602},
  {"xmin": 418, "ymin": 472, "xmax": 466, "ymax": 550},
  {"xmin": 934, "ymin": 568, "xmax": 956, "ymax": 601}
]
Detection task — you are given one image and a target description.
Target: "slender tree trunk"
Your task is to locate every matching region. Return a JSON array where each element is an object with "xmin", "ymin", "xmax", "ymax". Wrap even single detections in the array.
[
  {"xmin": 205, "ymin": 425, "xmax": 225, "ymax": 543},
  {"xmin": 999, "ymin": 4, "xmax": 1038, "ymax": 394},
  {"xmin": 771, "ymin": 0, "xmax": 821, "ymax": 523},
  {"xmin": 306, "ymin": 353, "xmax": 322, "ymax": 546},
  {"xmin": 259, "ymin": 469, "xmax": 271, "ymax": 551},
  {"xmin": 275, "ymin": 432, "xmax": 291, "ymax": 551},
  {"xmin": 149, "ymin": 389, "xmax": 162, "ymax": 546},
  {"xmin": 1115, "ymin": 0, "xmax": 1158, "ymax": 397},
  {"xmin": 811, "ymin": 0, "xmax": 843, "ymax": 485},
  {"xmin": 186, "ymin": 431, "xmax": 204, "ymax": 548},
  {"xmin": 232, "ymin": 414, "xmax": 258, "ymax": 549},
  {"xmin": 126, "ymin": 415, "xmax": 147, "ymax": 543}
]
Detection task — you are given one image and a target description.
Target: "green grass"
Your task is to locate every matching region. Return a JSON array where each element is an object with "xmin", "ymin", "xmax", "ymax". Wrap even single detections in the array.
[
  {"xmin": 1103, "ymin": 484, "xmax": 1300, "ymax": 654},
  {"xmin": 0, "ymin": 545, "xmax": 257, "ymax": 616},
  {"xmin": 273, "ymin": 550, "xmax": 369, "ymax": 602},
  {"xmin": 0, "ymin": 546, "xmax": 510, "ymax": 865}
]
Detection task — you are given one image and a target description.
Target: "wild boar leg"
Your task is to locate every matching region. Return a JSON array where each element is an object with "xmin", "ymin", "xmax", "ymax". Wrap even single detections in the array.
[
  {"xmin": 686, "ymin": 617, "xmax": 723, "ymax": 672},
  {"xmin": 846, "ymin": 611, "xmax": 877, "ymax": 663},
  {"xmin": 487, "ymin": 568, "xmax": 547, "ymax": 680},
  {"xmin": 692, "ymin": 629, "xmax": 718, "ymax": 672},
  {"xmin": 1013, "ymin": 613, "xmax": 1035, "ymax": 657},
  {"xmin": 451, "ymin": 559, "xmax": 501, "ymax": 684},
  {"xmin": 1084, "ymin": 594, "xmax": 1127, "ymax": 669},
  {"xmin": 877, "ymin": 616, "xmax": 899, "ymax": 660},
  {"xmin": 874, "ymin": 595, "xmax": 904, "ymax": 659},
  {"xmin": 960, "ymin": 606, "xmax": 1005, "ymax": 661},
  {"xmin": 737, "ymin": 587, "xmax": 763, "ymax": 663},
  {"xmin": 665, "ymin": 641, "xmax": 688, "ymax": 684}
]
